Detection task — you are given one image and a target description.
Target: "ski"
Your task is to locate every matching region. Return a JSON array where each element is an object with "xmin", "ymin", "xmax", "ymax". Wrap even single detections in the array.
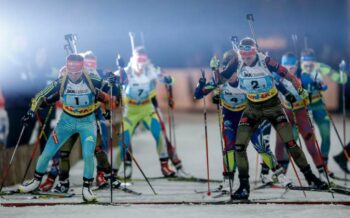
[
  {"xmin": 194, "ymin": 185, "xmax": 223, "ymax": 194},
  {"xmin": 0, "ymin": 189, "xmax": 21, "ymax": 195},
  {"xmin": 167, "ymin": 176, "xmax": 222, "ymax": 183},
  {"xmin": 0, "ymin": 190, "xmax": 75, "ymax": 199},
  {"xmin": 117, "ymin": 176, "xmax": 222, "ymax": 183},
  {"xmin": 251, "ymin": 182, "xmax": 274, "ymax": 191},
  {"xmin": 2, "ymin": 200, "xmax": 350, "ymax": 207},
  {"xmin": 212, "ymin": 190, "xmax": 230, "ymax": 198},
  {"xmin": 330, "ymin": 174, "xmax": 350, "ymax": 182},
  {"xmin": 283, "ymin": 185, "xmax": 350, "ymax": 196},
  {"xmin": 33, "ymin": 191, "xmax": 75, "ymax": 198},
  {"xmin": 93, "ymin": 184, "xmax": 142, "ymax": 196}
]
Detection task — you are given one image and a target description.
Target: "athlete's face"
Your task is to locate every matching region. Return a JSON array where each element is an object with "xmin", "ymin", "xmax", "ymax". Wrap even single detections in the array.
[
  {"xmin": 132, "ymin": 53, "xmax": 148, "ymax": 74},
  {"xmin": 239, "ymin": 44, "xmax": 257, "ymax": 66},
  {"xmin": 241, "ymin": 54, "xmax": 257, "ymax": 66},
  {"xmin": 283, "ymin": 64, "xmax": 297, "ymax": 75},
  {"xmin": 84, "ymin": 58, "xmax": 97, "ymax": 71},
  {"xmin": 66, "ymin": 60, "xmax": 84, "ymax": 82},
  {"xmin": 68, "ymin": 71, "xmax": 83, "ymax": 82},
  {"xmin": 301, "ymin": 61, "xmax": 315, "ymax": 74}
]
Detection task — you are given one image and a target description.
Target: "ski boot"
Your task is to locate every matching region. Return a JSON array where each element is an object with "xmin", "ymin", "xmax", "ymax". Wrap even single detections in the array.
[
  {"xmin": 108, "ymin": 169, "xmax": 122, "ymax": 189},
  {"xmin": 173, "ymin": 160, "xmax": 192, "ymax": 178},
  {"xmin": 53, "ymin": 179, "xmax": 70, "ymax": 193},
  {"xmin": 123, "ymin": 160, "xmax": 133, "ymax": 179},
  {"xmin": 302, "ymin": 166, "xmax": 328, "ymax": 189},
  {"xmin": 231, "ymin": 176, "xmax": 250, "ymax": 200},
  {"xmin": 273, "ymin": 167, "xmax": 292, "ymax": 187},
  {"xmin": 96, "ymin": 170, "xmax": 108, "ymax": 189},
  {"xmin": 160, "ymin": 158, "xmax": 176, "ymax": 177},
  {"xmin": 82, "ymin": 178, "xmax": 97, "ymax": 202},
  {"xmin": 333, "ymin": 151, "xmax": 350, "ymax": 174},
  {"xmin": 39, "ymin": 173, "xmax": 57, "ymax": 191},
  {"xmin": 18, "ymin": 171, "xmax": 43, "ymax": 193},
  {"xmin": 260, "ymin": 163, "xmax": 272, "ymax": 184}
]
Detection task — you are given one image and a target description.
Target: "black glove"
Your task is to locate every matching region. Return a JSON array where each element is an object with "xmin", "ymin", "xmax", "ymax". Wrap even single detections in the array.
[
  {"xmin": 312, "ymin": 81, "xmax": 323, "ymax": 90},
  {"xmin": 106, "ymin": 72, "xmax": 119, "ymax": 84},
  {"xmin": 21, "ymin": 110, "xmax": 35, "ymax": 126},
  {"xmin": 103, "ymin": 110, "xmax": 111, "ymax": 120},
  {"xmin": 212, "ymin": 94, "xmax": 220, "ymax": 104},
  {"xmin": 116, "ymin": 56, "xmax": 125, "ymax": 68},
  {"xmin": 168, "ymin": 98, "xmax": 175, "ymax": 109},
  {"xmin": 198, "ymin": 77, "xmax": 206, "ymax": 87},
  {"xmin": 285, "ymin": 92, "xmax": 297, "ymax": 104}
]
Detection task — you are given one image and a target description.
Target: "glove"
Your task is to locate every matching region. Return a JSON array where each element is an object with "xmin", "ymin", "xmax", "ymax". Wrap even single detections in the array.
[
  {"xmin": 21, "ymin": 110, "xmax": 35, "ymax": 126},
  {"xmin": 312, "ymin": 81, "xmax": 323, "ymax": 90},
  {"xmin": 210, "ymin": 56, "xmax": 220, "ymax": 71},
  {"xmin": 164, "ymin": 76, "xmax": 173, "ymax": 85},
  {"xmin": 103, "ymin": 110, "xmax": 111, "ymax": 120},
  {"xmin": 198, "ymin": 77, "xmax": 206, "ymax": 87},
  {"xmin": 106, "ymin": 72, "xmax": 119, "ymax": 84},
  {"xmin": 298, "ymin": 88, "xmax": 309, "ymax": 101},
  {"xmin": 116, "ymin": 55, "xmax": 125, "ymax": 68},
  {"xmin": 285, "ymin": 92, "xmax": 296, "ymax": 104},
  {"xmin": 168, "ymin": 98, "xmax": 175, "ymax": 109},
  {"xmin": 212, "ymin": 94, "xmax": 220, "ymax": 104}
]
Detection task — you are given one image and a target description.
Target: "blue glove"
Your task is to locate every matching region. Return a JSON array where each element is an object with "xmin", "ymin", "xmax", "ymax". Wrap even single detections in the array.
[{"xmin": 300, "ymin": 73, "xmax": 314, "ymax": 87}]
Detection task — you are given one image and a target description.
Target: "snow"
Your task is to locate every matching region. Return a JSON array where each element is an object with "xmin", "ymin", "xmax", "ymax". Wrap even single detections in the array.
[{"xmin": 1, "ymin": 113, "xmax": 350, "ymax": 218}]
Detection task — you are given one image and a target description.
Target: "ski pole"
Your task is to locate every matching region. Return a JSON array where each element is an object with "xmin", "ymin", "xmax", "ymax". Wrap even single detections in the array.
[
  {"xmin": 166, "ymin": 85, "xmax": 173, "ymax": 146},
  {"xmin": 201, "ymin": 69, "xmax": 211, "ymax": 196},
  {"xmin": 339, "ymin": 60, "xmax": 348, "ymax": 184},
  {"xmin": 116, "ymin": 57, "xmax": 157, "ymax": 195},
  {"xmin": 109, "ymin": 80, "xmax": 114, "ymax": 203},
  {"xmin": 129, "ymin": 32, "xmax": 136, "ymax": 53},
  {"xmin": 35, "ymin": 112, "xmax": 48, "ymax": 141},
  {"xmin": 306, "ymin": 110, "xmax": 334, "ymax": 198},
  {"xmin": 127, "ymin": 150, "xmax": 157, "ymax": 195},
  {"xmin": 21, "ymin": 106, "xmax": 54, "ymax": 183},
  {"xmin": 288, "ymin": 153, "xmax": 307, "ymax": 198},
  {"xmin": 246, "ymin": 14, "xmax": 260, "ymax": 51},
  {"xmin": 282, "ymin": 108, "xmax": 306, "ymax": 198},
  {"xmin": 294, "ymin": 103, "xmax": 334, "ymax": 198},
  {"xmin": 109, "ymin": 122, "xmax": 157, "ymax": 194},
  {"xmin": 154, "ymin": 108, "xmax": 179, "ymax": 164},
  {"xmin": 313, "ymin": 70, "xmax": 350, "ymax": 162},
  {"xmin": 230, "ymin": 35, "xmax": 239, "ymax": 52},
  {"xmin": 0, "ymin": 125, "xmax": 27, "ymax": 193},
  {"xmin": 215, "ymin": 92, "xmax": 233, "ymax": 195},
  {"xmin": 167, "ymin": 84, "xmax": 177, "ymax": 149}
]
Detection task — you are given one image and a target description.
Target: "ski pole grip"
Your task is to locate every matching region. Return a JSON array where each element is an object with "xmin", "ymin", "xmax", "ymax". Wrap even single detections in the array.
[
  {"xmin": 246, "ymin": 14, "xmax": 254, "ymax": 21},
  {"xmin": 201, "ymin": 69, "xmax": 206, "ymax": 79}
]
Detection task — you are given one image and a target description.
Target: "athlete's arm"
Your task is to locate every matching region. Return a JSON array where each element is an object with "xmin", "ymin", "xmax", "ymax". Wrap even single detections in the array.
[
  {"xmin": 30, "ymin": 78, "xmax": 62, "ymax": 112},
  {"xmin": 266, "ymin": 57, "xmax": 302, "ymax": 91}
]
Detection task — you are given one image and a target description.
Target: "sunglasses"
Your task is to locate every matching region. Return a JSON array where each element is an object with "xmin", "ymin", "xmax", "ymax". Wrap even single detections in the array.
[{"xmin": 239, "ymin": 45, "xmax": 257, "ymax": 57}]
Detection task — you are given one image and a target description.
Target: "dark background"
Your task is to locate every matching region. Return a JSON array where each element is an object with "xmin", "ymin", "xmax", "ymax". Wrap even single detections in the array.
[
  {"xmin": 0, "ymin": 0, "xmax": 349, "ymax": 147},
  {"xmin": 0, "ymin": 0, "xmax": 347, "ymax": 69}
]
